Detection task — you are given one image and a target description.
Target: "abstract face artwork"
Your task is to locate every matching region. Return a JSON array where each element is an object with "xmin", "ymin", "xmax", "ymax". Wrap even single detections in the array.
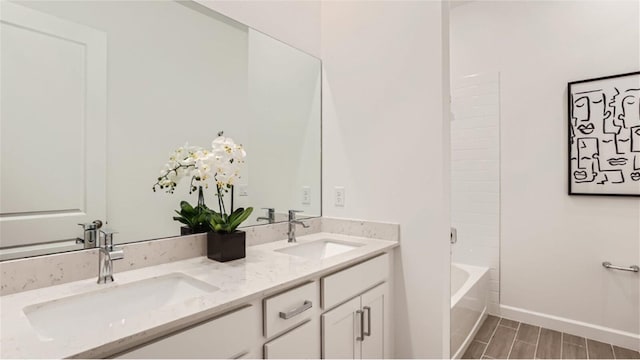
[{"xmin": 568, "ymin": 72, "xmax": 640, "ymax": 196}]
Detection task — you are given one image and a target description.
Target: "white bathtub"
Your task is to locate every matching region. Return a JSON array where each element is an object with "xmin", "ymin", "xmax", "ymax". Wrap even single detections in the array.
[{"xmin": 451, "ymin": 263, "xmax": 490, "ymax": 359}]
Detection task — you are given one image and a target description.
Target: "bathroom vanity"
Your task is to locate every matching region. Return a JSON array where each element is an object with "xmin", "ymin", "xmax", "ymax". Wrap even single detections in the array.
[
  {"xmin": 0, "ymin": 231, "xmax": 397, "ymax": 359},
  {"xmin": 0, "ymin": 1, "xmax": 399, "ymax": 357}
]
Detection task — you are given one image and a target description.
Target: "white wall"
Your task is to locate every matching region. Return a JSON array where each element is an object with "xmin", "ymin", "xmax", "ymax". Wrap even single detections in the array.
[
  {"xmin": 198, "ymin": 0, "xmax": 323, "ymax": 224},
  {"xmin": 192, "ymin": 1, "xmax": 452, "ymax": 356},
  {"xmin": 451, "ymin": 72, "xmax": 501, "ymax": 314},
  {"xmin": 451, "ymin": 0, "xmax": 640, "ymax": 348},
  {"xmin": 245, "ymin": 29, "xmax": 321, "ymax": 219},
  {"xmin": 321, "ymin": 2, "xmax": 451, "ymax": 357},
  {"xmin": 196, "ymin": 0, "xmax": 321, "ymax": 58}
]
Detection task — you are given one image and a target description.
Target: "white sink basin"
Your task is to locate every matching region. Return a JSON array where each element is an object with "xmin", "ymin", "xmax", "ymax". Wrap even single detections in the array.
[
  {"xmin": 275, "ymin": 239, "xmax": 363, "ymax": 260},
  {"xmin": 23, "ymin": 273, "xmax": 219, "ymax": 341}
]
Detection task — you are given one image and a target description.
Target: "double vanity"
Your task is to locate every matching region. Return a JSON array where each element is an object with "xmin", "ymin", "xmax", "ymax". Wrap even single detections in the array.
[
  {"xmin": 0, "ymin": 2, "xmax": 395, "ymax": 358},
  {"xmin": 0, "ymin": 227, "xmax": 398, "ymax": 358}
]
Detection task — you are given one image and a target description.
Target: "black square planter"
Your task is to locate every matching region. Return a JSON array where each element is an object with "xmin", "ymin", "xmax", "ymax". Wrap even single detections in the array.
[
  {"xmin": 207, "ymin": 231, "xmax": 246, "ymax": 262},
  {"xmin": 180, "ymin": 226, "xmax": 208, "ymax": 236}
]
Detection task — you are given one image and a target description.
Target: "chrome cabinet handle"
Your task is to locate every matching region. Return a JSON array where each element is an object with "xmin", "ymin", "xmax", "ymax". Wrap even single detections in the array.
[
  {"xmin": 363, "ymin": 306, "xmax": 371, "ymax": 337},
  {"xmin": 356, "ymin": 310, "xmax": 364, "ymax": 341},
  {"xmin": 602, "ymin": 262, "xmax": 639, "ymax": 273},
  {"xmin": 279, "ymin": 300, "xmax": 312, "ymax": 319}
]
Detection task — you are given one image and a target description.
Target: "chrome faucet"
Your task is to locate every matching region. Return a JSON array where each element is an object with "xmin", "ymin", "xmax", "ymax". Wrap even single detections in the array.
[
  {"xmin": 98, "ymin": 229, "xmax": 124, "ymax": 284},
  {"xmin": 287, "ymin": 210, "xmax": 309, "ymax": 243},
  {"xmin": 257, "ymin": 207, "xmax": 276, "ymax": 223},
  {"xmin": 77, "ymin": 220, "xmax": 103, "ymax": 249}
]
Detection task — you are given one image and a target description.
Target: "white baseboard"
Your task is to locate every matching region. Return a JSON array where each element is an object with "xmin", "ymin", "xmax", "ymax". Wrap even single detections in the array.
[{"xmin": 499, "ymin": 304, "xmax": 640, "ymax": 351}]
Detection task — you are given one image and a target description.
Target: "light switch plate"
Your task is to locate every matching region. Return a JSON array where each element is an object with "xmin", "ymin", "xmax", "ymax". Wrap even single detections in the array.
[
  {"xmin": 334, "ymin": 186, "xmax": 345, "ymax": 207},
  {"xmin": 237, "ymin": 185, "xmax": 249, "ymax": 197},
  {"xmin": 302, "ymin": 186, "xmax": 311, "ymax": 205}
]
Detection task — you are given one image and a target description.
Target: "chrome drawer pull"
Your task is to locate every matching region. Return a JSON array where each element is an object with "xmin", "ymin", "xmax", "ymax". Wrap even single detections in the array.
[{"xmin": 279, "ymin": 300, "xmax": 312, "ymax": 319}]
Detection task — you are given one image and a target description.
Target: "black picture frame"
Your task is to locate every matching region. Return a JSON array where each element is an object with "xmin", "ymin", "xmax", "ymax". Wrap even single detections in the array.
[{"xmin": 567, "ymin": 71, "xmax": 640, "ymax": 197}]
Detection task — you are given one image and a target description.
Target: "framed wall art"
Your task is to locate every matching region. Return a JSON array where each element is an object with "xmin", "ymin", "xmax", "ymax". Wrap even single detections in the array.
[{"xmin": 568, "ymin": 71, "xmax": 640, "ymax": 196}]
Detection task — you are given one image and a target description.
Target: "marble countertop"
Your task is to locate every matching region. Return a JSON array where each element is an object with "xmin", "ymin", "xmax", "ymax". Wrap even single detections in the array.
[{"xmin": 0, "ymin": 232, "xmax": 398, "ymax": 359}]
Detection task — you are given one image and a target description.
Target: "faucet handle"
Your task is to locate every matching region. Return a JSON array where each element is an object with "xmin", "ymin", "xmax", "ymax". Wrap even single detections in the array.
[
  {"xmin": 77, "ymin": 220, "xmax": 103, "ymax": 247},
  {"xmin": 262, "ymin": 207, "xmax": 275, "ymax": 216},
  {"xmin": 288, "ymin": 210, "xmax": 310, "ymax": 228},
  {"xmin": 288, "ymin": 210, "xmax": 304, "ymax": 220},
  {"xmin": 100, "ymin": 228, "xmax": 118, "ymax": 247},
  {"xmin": 77, "ymin": 220, "xmax": 103, "ymax": 230}
]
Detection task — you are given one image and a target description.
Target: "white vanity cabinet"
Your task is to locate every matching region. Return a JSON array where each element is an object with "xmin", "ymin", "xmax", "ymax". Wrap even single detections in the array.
[
  {"xmin": 360, "ymin": 284, "xmax": 387, "ymax": 359},
  {"xmin": 116, "ymin": 305, "xmax": 258, "ymax": 359},
  {"xmin": 321, "ymin": 283, "xmax": 388, "ymax": 359},
  {"xmin": 263, "ymin": 319, "xmax": 320, "ymax": 359},
  {"xmin": 115, "ymin": 253, "xmax": 391, "ymax": 360},
  {"xmin": 321, "ymin": 254, "xmax": 390, "ymax": 359},
  {"xmin": 262, "ymin": 281, "xmax": 321, "ymax": 359}
]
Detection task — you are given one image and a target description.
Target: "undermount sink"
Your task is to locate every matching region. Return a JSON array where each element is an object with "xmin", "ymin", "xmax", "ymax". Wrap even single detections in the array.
[
  {"xmin": 23, "ymin": 273, "xmax": 219, "ymax": 341},
  {"xmin": 275, "ymin": 239, "xmax": 364, "ymax": 260}
]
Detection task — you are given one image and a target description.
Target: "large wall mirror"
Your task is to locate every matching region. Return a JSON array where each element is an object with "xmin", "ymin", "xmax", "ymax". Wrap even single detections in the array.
[{"xmin": 0, "ymin": 0, "xmax": 322, "ymax": 260}]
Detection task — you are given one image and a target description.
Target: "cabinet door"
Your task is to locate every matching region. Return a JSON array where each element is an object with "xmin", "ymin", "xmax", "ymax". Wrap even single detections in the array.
[
  {"xmin": 264, "ymin": 320, "xmax": 320, "ymax": 359},
  {"xmin": 361, "ymin": 283, "xmax": 388, "ymax": 359},
  {"xmin": 321, "ymin": 297, "xmax": 361, "ymax": 359}
]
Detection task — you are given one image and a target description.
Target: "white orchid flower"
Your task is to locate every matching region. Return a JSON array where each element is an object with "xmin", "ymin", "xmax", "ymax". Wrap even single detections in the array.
[{"xmin": 154, "ymin": 134, "xmax": 246, "ymax": 197}]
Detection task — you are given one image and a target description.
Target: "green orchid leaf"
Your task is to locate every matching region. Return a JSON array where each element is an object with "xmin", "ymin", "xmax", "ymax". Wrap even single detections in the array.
[
  {"xmin": 228, "ymin": 207, "xmax": 245, "ymax": 223},
  {"xmin": 172, "ymin": 216, "xmax": 191, "ymax": 226},
  {"xmin": 209, "ymin": 212, "xmax": 224, "ymax": 228},
  {"xmin": 180, "ymin": 201, "xmax": 196, "ymax": 215},
  {"xmin": 228, "ymin": 207, "xmax": 253, "ymax": 232}
]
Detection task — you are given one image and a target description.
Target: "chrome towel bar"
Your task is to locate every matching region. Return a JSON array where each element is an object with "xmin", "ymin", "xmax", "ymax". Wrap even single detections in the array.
[{"xmin": 602, "ymin": 262, "xmax": 639, "ymax": 273}]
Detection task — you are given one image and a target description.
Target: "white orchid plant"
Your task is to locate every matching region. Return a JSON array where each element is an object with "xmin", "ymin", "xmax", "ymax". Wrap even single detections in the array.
[{"xmin": 153, "ymin": 132, "xmax": 253, "ymax": 234}]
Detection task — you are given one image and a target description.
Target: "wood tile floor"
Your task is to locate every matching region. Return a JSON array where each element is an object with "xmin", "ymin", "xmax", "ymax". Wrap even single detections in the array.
[{"xmin": 463, "ymin": 315, "xmax": 640, "ymax": 359}]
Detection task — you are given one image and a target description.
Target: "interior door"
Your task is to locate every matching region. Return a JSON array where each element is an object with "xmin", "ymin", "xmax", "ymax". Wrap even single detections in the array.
[
  {"xmin": 321, "ymin": 297, "xmax": 361, "ymax": 359},
  {"xmin": 360, "ymin": 283, "xmax": 388, "ymax": 359},
  {"xmin": 0, "ymin": 2, "xmax": 107, "ymax": 249}
]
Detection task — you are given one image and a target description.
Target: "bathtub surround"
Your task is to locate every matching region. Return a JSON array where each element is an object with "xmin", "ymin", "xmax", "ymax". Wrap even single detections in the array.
[
  {"xmin": 0, "ymin": 217, "xmax": 400, "ymax": 296},
  {"xmin": 451, "ymin": 263, "xmax": 490, "ymax": 358},
  {"xmin": 450, "ymin": 72, "xmax": 501, "ymax": 314},
  {"xmin": 463, "ymin": 315, "xmax": 640, "ymax": 359},
  {"xmin": 451, "ymin": 0, "xmax": 640, "ymax": 350}
]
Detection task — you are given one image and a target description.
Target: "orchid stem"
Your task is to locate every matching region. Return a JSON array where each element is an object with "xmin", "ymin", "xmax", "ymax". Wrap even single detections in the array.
[{"xmin": 217, "ymin": 186, "xmax": 224, "ymax": 216}]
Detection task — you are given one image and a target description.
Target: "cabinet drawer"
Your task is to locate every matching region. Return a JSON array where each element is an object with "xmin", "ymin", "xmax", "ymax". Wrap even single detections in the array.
[
  {"xmin": 264, "ymin": 320, "xmax": 320, "ymax": 359},
  {"xmin": 263, "ymin": 281, "xmax": 318, "ymax": 338},
  {"xmin": 321, "ymin": 253, "xmax": 388, "ymax": 310},
  {"xmin": 117, "ymin": 305, "xmax": 257, "ymax": 359}
]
